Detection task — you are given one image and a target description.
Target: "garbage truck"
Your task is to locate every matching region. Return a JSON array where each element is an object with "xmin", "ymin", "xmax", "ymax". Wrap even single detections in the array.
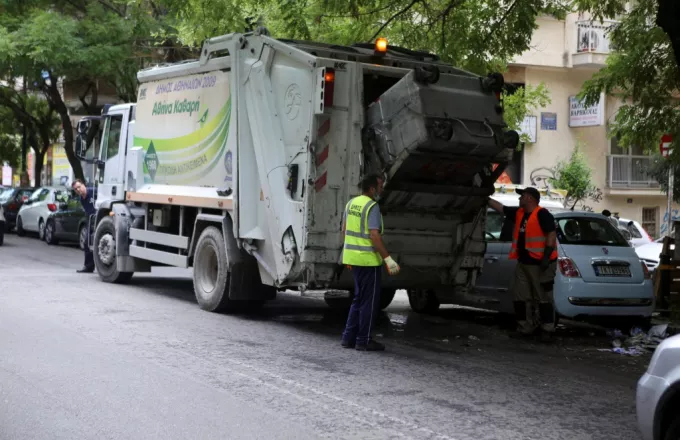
[{"xmin": 74, "ymin": 28, "xmax": 518, "ymax": 313}]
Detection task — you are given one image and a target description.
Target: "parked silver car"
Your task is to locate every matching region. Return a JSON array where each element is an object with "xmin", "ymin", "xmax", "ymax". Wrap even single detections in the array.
[
  {"xmin": 474, "ymin": 198, "xmax": 653, "ymax": 326},
  {"xmin": 637, "ymin": 333, "xmax": 680, "ymax": 440}
]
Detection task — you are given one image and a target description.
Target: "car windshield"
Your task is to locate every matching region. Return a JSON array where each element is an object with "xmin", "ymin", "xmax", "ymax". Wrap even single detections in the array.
[
  {"xmin": 556, "ymin": 216, "xmax": 630, "ymax": 247},
  {"xmin": 0, "ymin": 189, "xmax": 16, "ymax": 202}
]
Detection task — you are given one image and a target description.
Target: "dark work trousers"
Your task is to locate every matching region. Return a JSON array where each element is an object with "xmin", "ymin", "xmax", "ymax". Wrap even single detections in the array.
[
  {"xmin": 84, "ymin": 216, "xmax": 94, "ymax": 269},
  {"xmin": 341, "ymin": 266, "xmax": 382, "ymax": 346}
]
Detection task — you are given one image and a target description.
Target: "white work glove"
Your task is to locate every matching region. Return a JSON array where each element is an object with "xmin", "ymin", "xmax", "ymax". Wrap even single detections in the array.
[{"xmin": 384, "ymin": 256, "xmax": 400, "ymax": 275}]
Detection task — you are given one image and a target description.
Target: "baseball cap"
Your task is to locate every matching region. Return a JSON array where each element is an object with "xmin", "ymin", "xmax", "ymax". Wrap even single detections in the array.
[{"xmin": 515, "ymin": 187, "xmax": 541, "ymax": 203}]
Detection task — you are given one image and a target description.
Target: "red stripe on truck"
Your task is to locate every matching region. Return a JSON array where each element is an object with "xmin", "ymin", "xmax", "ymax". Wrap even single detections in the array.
[
  {"xmin": 315, "ymin": 172, "xmax": 327, "ymax": 192},
  {"xmin": 316, "ymin": 145, "xmax": 329, "ymax": 166},
  {"xmin": 317, "ymin": 119, "xmax": 331, "ymax": 138}
]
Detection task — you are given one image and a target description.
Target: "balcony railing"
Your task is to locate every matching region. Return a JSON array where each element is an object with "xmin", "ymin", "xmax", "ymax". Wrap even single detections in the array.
[
  {"xmin": 606, "ymin": 155, "xmax": 660, "ymax": 189},
  {"xmin": 576, "ymin": 21, "xmax": 616, "ymax": 54}
]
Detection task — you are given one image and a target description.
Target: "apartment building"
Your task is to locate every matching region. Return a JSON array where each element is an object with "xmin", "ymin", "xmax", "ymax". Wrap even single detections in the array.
[{"xmin": 503, "ymin": 13, "xmax": 677, "ymax": 237}]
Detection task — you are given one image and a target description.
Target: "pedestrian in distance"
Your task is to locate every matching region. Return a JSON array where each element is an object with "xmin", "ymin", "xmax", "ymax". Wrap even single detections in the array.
[
  {"xmin": 488, "ymin": 187, "xmax": 558, "ymax": 343},
  {"xmin": 72, "ymin": 179, "xmax": 96, "ymax": 274},
  {"xmin": 340, "ymin": 174, "xmax": 400, "ymax": 352}
]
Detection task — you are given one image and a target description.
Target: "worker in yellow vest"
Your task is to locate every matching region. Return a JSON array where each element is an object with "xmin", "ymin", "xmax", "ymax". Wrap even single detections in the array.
[
  {"xmin": 340, "ymin": 174, "xmax": 400, "ymax": 352},
  {"xmin": 488, "ymin": 187, "xmax": 558, "ymax": 342}
]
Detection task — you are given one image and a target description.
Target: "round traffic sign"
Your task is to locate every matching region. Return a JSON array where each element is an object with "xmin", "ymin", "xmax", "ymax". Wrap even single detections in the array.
[{"xmin": 661, "ymin": 134, "xmax": 673, "ymax": 158}]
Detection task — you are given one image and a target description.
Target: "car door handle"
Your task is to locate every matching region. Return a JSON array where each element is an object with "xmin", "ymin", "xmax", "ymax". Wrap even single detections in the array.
[{"xmin": 485, "ymin": 256, "xmax": 499, "ymax": 262}]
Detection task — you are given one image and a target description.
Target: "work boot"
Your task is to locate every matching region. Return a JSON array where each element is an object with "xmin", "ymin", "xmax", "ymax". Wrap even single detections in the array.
[
  {"xmin": 356, "ymin": 340, "xmax": 385, "ymax": 352},
  {"xmin": 341, "ymin": 340, "xmax": 355, "ymax": 349},
  {"xmin": 76, "ymin": 266, "xmax": 94, "ymax": 273}
]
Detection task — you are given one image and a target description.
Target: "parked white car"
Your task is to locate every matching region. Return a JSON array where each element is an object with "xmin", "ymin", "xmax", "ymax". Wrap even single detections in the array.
[
  {"xmin": 637, "ymin": 333, "xmax": 680, "ymax": 440},
  {"xmin": 617, "ymin": 217, "xmax": 654, "ymax": 247},
  {"xmin": 16, "ymin": 187, "xmax": 72, "ymax": 240},
  {"xmin": 0, "ymin": 203, "xmax": 5, "ymax": 246},
  {"xmin": 635, "ymin": 237, "xmax": 666, "ymax": 274}
]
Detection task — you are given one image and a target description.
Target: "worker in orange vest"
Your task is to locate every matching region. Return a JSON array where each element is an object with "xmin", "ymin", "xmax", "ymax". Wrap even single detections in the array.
[{"xmin": 488, "ymin": 187, "xmax": 558, "ymax": 342}]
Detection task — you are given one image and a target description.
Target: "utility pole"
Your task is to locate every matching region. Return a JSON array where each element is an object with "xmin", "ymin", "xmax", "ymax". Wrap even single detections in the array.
[{"xmin": 20, "ymin": 76, "xmax": 28, "ymax": 186}]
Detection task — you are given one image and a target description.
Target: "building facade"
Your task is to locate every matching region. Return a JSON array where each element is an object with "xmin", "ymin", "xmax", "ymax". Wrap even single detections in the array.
[{"xmin": 505, "ymin": 13, "xmax": 677, "ymax": 238}]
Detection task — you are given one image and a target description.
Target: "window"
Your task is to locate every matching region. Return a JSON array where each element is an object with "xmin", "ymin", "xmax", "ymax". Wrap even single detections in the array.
[
  {"xmin": 485, "ymin": 211, "xmax": 504, "ymax": 241},
  {"xmin": 557, "ymin": 217, "xmax": 629, "ymax": 247},
  {"xmin": 0, "ymin": 189, "xmax": 16, "ymax": 202},
  {"xmin": 29, "ymin": 188, "xmax": 50, "ymax": 202},
  {"xmin": 610, "ymin": 136, "xmax": 645, "ymax": 156},
  {"xmin": 102, "ymin": 115, "xmax": 123, "ymax": 161},
  {"xmin": 642, "ymin": 207, "xmax": 658, "ymax": 239},
  {"xmin": 54, "ymin": 189, "xmax": 71, "ymax": 203}
]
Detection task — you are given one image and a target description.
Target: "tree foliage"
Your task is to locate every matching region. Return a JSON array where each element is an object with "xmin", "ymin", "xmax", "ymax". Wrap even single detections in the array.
[
  {"xmin": 162, "ymin": 0, "xmax": 570, "ymax": 73},
  {"xmin": 550, "ymin": 144, "xmax": 599, "ymax": 210},
  {"xmin": 0, "ymin": 0, "xmax": 177, "ymax": 180},
  {"xmin": 502, "ymin": 83, "xmax": 551, "ymax": 145}
]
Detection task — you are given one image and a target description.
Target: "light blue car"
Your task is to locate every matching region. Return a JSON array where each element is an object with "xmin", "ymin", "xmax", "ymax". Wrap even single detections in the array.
[{"xmin": 476, "ymin": 209, "xmax": 654, "ymax": 326}]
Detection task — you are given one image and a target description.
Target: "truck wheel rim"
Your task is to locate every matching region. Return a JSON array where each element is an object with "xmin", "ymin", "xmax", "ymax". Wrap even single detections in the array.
[
  {"xmin": 98, "ymin": 234, "xmax": 115, "ymax": 266},
  {"xmin": 196, "ymin": 243, "xmax": 218, "ymax": 299}
]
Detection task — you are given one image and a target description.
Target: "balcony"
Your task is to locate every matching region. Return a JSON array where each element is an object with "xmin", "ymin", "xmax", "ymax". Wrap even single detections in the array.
[
  {"xmin": 606, "ymin": 155, "xmax": 660, "ymax": 191},
  {"xmin": 573, "ymin": 20, "xmax": 618, "ymax": 68}
]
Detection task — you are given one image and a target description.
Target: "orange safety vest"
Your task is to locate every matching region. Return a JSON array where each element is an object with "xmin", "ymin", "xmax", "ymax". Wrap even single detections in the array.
[{"xmin": 509, "ymin": 207, "xmax": 558, "ymax": 260}]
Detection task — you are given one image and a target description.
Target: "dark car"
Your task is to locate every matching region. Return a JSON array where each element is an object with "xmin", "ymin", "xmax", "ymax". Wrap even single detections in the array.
[
  {"xmin": 0, "ymin": 187, "xmax": 36, "ymax": 231},
  {"xmin": 43, "ymin": 191, "xmax": 88, "ymax": 249}
]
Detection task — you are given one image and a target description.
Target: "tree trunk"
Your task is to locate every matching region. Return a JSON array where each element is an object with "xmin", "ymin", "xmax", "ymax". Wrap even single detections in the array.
[
  {"xmin": 43, "ymin": 78, "xmax": 84, "ymax": 181},
  {"xmin": 28, "ymin": 132, "xmax": 42, "ymax": 187},
  {"xmin": 33, "ymin": 148, "xmax": 45, "ymax": 187}
]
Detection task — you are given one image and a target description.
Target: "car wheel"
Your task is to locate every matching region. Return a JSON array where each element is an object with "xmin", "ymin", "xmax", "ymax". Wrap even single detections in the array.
[
  {"xmin": 16, "ymin": 216, "xmax": 25, "ymax": 237},
  {"xmin": 407, "ymin": 289, "xmax": 440, "ymax": 314},
  {"xmin": 38, "ymin": 219, "xmax": 45, "ymax": 241},
  {"xmin": 78, "ymin": 224, "xmax": 87, "ymax": 251},
  {"xmin": 44, "ymin": 220, "xmax": 59, "ymax": 245},
  {"xmin": 93, "ymin": 217, "xmax": 133, "ymax": 284}
]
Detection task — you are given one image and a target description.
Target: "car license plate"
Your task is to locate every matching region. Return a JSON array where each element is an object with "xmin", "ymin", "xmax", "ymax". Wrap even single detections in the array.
[{"xmin": 594, "ymin": 265, "xmax": 631, "ymax": 277}]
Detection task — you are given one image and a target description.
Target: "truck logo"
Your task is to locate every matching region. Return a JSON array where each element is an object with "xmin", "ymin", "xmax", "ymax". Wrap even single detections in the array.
[
  {"xmin": 334, "ymin": 62, "xmax": 347, "ymax": 71},
  {"xmin": 139, "ymin": 88, "xmax": 147, "ymax": 101},
  {"xmin": 284, "ymin": 84, "xmax": 302, "ymax": 120},
  {"xmin": 144, "ymin": 141, "xmax": 159, "ymax": 182}
]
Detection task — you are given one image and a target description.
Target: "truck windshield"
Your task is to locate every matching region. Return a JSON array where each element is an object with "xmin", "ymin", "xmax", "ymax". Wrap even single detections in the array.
[{"xmin": 556, "ymin": 217, "xmax": 629, "ymax": 247}]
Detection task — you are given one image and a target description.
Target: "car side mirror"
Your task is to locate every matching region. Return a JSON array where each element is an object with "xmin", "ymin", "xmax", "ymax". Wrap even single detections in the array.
[
  {"xmin": 59, "ymin": 203, "xmax": 68, "ymax": 211},
  {"xmin": 23, "ymin": 200, "xmax": 33, "ymax": 206}
]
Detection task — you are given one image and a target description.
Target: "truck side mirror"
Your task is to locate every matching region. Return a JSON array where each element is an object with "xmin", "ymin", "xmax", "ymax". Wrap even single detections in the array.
[{"xmin": 75, "ymin": 135, "xmax": 87, "ymax": 160}]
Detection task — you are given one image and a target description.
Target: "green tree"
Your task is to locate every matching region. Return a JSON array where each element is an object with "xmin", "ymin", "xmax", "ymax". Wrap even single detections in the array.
[
  {"xmin": 550, "ymin": 144, "xmax": 599, "ymax": 210},
  {"xmin": 0, "ymin": 0, "xmax": 178, "ymax": 180},
  {"xmin": 0, "ymin": 108, "xmax": 21, "ymax": 169},
  {"xmin": 502, "ymin": 83, "xmax": 551, "ymax": 146},
  {"xmin": 162, "ymin": 0, "xmax": 570, "ymax": 73},
  {"xmin": 0, "ymin": 87, "xmax": 62, "ymax": 185}
]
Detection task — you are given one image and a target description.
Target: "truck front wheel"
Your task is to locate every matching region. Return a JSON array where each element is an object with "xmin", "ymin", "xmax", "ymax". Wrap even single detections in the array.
[
  {"xmin": 193, "ymin": 226, "xmax": 236, "ymax": 313},
  {"xmin": 94, "ymin": 217, "xmax": 133, "ymax": 284}
]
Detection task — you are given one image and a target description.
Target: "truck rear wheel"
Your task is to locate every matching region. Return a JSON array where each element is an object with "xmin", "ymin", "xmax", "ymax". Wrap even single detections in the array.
[
  {"xmin": 193, "ymin": 226, "xmax": 236, "ymax": 313},
  {"xmin": 407, "ymin": 289, "xmax": 440, "ymax": 314},
  {"xmin": 94, "ymin": 217, "xmax": 133, "ymax": 284}
]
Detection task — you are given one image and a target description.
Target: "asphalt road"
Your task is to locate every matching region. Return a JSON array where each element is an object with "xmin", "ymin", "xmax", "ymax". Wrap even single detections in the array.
[{"xmin": 0, "ymin": 234, "xmax": 647, "ymax": 440}]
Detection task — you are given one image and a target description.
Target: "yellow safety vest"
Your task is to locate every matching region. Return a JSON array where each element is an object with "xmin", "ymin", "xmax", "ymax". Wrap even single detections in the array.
[{"xmin": 342, "ymin": 195, "xmax": 384, "ymax": 267}]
